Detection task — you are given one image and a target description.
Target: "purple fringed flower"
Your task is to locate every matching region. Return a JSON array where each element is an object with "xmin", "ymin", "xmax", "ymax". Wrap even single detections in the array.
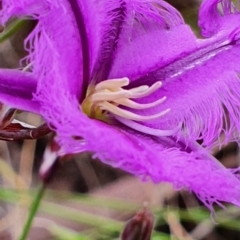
[{"xmin": 1, "ymin": 0, "xmax": 240, "ymax": 210}]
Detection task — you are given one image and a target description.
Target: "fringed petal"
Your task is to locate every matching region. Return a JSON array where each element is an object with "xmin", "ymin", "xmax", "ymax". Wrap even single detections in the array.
[
  {"xmin": 0, "ymin": 0, "xmax": 58, "ymax": 23},
  {"xmin": 0, "ymin": 69, "xmax": 40, "ymax": 113},
  {"xmin": 38, "ymin": 79, "xmax": 240, "ymax": 209},
  {"xmin": 104, "ymin": 0, "xmax": 240, "ymax": 149},
  {"xmin": 121, "ymin": 28, "xmax": 240, "ymax": 148},
  {"xmin": 199, "ymin": 0, "xmax": 240, "ymax": 37},
  {"xmin": 1, "ymin": 0, "xmax": 83, "ymax": 99},
  {"xmin": 109, "ymin": 0, "xmax": 197, "ymax": 81},
  {"xmin": 75, "ymin": 0, "xmax": 126, "ymax": 83}
]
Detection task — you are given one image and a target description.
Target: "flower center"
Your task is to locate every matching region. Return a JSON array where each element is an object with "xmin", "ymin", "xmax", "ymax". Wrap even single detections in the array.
[{"xmin": 81, "ymin": 77, "xmax": 170, "ymax": 123}]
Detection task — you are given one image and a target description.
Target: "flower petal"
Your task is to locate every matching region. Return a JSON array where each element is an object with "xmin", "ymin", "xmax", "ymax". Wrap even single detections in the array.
[
  {"xmin": 74, "ymin": 0, "xmax": 126, "ymax": 83},
  {"xmin": 0, "ymin": 69, "xmax": 40, "ymax": 112},
  {"xmin": 109, "ymin": 0, "xmax": 197, "ymax": 81},
  {"xmin": 107, "ymin": 0, "xmax": 240, "ymax": 148},
  {"xmin": 199, "ymin": 0, "xmax": 240, "ymax": 37},
  {"xmin": 116, "ymin": 30, "xmax": 240, "ymax": 147},
  {"xmin": 1, "ymin": 0, "xmax": 129, "ymax": 99},
  {"xmin": 39, "ymin": 83, "xmax": 240, "ymax": 209},
  {"xmin": 1, "ymin": 0, "xmax": 83, "ymax": 98}
]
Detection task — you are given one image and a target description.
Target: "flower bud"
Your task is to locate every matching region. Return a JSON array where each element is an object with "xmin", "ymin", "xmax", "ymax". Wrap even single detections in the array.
[{"xmin": 121, "ymin": 207, "xmax": 155, "ymax": 240}]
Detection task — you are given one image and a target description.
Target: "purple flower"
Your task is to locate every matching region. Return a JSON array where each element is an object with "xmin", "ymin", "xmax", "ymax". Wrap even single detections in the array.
[{"xmin": 1, "ymin": 0, "xmax": 240, "ymax": 210}]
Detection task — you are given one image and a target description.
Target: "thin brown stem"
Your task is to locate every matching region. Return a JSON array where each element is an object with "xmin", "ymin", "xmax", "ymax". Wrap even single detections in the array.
[{"xmin": 0, "ymin": 123, "xmax": 52, "ymax": 141}]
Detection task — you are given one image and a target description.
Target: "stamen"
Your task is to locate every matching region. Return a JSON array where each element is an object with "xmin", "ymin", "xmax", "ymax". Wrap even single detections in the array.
[
  {"xmin": 128, "ymin": 82, "xmax": 162, "ymax": 99},
  {"xmin": 99, "ymin": 101, "xmax": 170, "ymax": 121},
  {"xmin": 95, "ymin": 77, "xmax": 129, "ymax": 90},
  {"xmin": 81, "ymin": 77, "xmax": 170, "ymax": 123},
  {"xmin": 92, "ymin": 89, "xmax": 130, "ymax": 102},
  {"xmin": 114, "ymin": 96, "xmax": 167, "ymax": 109}
]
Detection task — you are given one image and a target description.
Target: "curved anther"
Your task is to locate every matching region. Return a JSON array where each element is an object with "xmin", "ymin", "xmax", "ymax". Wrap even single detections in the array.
[
  {"xmin": 114, "ymin": 96, "xmax": 167, "ymax": 109},
  {"xmin": 91, "ymin": 89, "xmax": 129, "ymax": 102},
  {"xmin": 99, "ymin": 101, "xmax": 170, "ymax": 121},
  {"xmin": 95, "ymin": 77, "xmax": 129, "ymax": 91},
  {"xmin": 129, "ymin": 82, "xmax": 162, "ymax": 99}
]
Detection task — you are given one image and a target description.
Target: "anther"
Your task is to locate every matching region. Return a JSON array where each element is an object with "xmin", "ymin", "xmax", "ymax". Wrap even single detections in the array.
[
  {"xmin": 99, "ymin": 101, "xmax": 170, "ymax": 121},
  {"xmin": 95, "ymin": 77, "xmax": 129, "ymax": 91},
  {"xmin": 114, "ymin": 96, "xmax": 167, "ymax": 110}
]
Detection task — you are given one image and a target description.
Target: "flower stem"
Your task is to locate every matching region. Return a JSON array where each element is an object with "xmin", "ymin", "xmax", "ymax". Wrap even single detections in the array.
[
  {"xmin": 0, "ymin": 19, "xmax": 26, "ymax": 43},
  {"xmin": 19, "ymin": 184, "xmax": 46, "ymax": 240}
]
